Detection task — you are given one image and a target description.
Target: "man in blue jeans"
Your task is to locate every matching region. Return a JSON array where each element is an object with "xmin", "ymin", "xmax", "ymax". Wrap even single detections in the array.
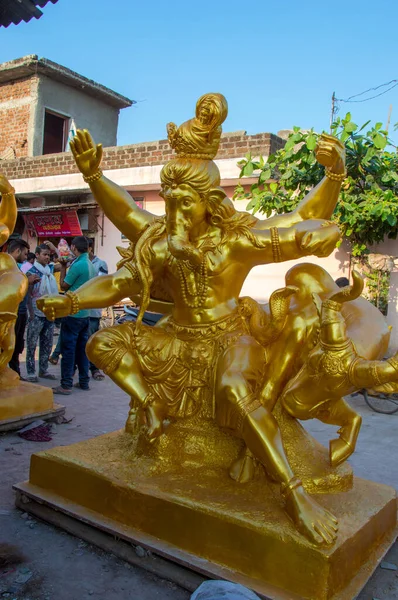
[
  {"xmin": 52, "ymin": 236, "xmax": 96, "ymax": 395},
  {"xmin": 88, "ymin": 239, "xmax": 108, "ymax": 380},
  {"xmin": 8, "ymin": 239, "xmax": 40, "ymax": 378},
  {"xmin": 25, "ymin": 244, "xmax": 60, "ymax": 382}
]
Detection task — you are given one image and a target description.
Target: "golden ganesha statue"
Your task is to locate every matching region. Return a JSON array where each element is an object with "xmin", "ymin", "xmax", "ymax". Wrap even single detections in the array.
[
  {"xmin": 38, "ymin": 93, "xmax": 398, "ymax": 549},
  {"xmin": 0, "ymin": 174, "xmax": 28, "ymax": 387}
]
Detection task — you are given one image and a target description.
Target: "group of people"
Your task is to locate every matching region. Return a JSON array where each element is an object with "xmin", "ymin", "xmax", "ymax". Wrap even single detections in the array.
[{"xmin": 7, "ymin": 236, "xmax": 108, "ymax": 395}]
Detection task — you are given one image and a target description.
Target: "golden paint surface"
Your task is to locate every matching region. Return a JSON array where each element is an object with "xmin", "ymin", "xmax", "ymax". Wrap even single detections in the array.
[
  {"xmin": 30, "ymin": 95, "xmax": 398, "ymax": 594},
  {"xmin": 0, "ymin": 175, "xmax": 29, "ymax": 391},
  {"xmin": 0, "ymin": 380, "xmax": 53, "ymax": 420},
  {"xmin": 29, "ymin": 430, "xmax": 397, "ymax": 600}
]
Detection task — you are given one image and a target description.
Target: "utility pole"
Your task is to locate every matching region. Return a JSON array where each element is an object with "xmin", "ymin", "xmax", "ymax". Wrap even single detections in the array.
[{"xmin": 330, "ymin": 92, "xmax": 336, "ymax": 133}]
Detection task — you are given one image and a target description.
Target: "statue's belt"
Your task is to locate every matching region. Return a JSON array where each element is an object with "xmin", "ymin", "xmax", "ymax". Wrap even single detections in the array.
[{"xmin": 165, "ymin": 310, "xmax": 248, "ymax": 339}]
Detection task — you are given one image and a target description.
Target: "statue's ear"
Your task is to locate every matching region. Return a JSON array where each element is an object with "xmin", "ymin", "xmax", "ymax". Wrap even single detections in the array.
[
  {"xmin": 312, "ymin": 293, "xmax": 322, "ymax": 318},
  {"xmin": 208, "ymin": 188, "xmax": 236, "ymax": 223},
  {"xmin": 208, "ymin": 187, "xmax": 228, "ymax": 205}
]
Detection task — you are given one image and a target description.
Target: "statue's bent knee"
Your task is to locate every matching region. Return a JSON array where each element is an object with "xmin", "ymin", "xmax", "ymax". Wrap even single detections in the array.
[
  {"xmin": 86, "ymin": 328, "xmax": 106, "ymax": 361},
  {"xmin": 281, "ymin": 392, "xmax": 310, "ymax": 420},
  {"xmin": 86, "ymin": 325, "xmax": 133, "ymax": 374},
  {"xmin": 216, "ymin": 369, "xmax": 239, "ymax": 402}
]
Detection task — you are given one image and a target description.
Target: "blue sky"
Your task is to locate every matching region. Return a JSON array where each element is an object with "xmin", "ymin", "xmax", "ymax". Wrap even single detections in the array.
[{"xmin": 2, "ymin": 0, "xmax": 398, "ymax": 146}]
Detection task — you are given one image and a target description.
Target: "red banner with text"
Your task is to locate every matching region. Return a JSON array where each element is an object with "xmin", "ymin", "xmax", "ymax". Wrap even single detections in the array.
[{"xmin": 23, "ymin": 210, "xmax": 83, "ymax": 237}]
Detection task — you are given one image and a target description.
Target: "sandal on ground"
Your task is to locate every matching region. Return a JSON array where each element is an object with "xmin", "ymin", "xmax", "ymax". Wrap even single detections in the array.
[
  {"xmin": 91, "ymin": 370, "xmax": 105, "ymax": 381},
  {"xmin": 39, "ymin": 372, "xmax": 57, "ymax": 380},
  {"xmin": 74, "ymin": 383, "xmax": 90, "ymax": 391},
  {"xmin": 26, "ymin": 376, "xmax": 39, "ymax": 383},
  {"xmin": 49, "ymin": 357, "xmax": 59, "ymax": 365},
  {"xmin": 52, "ymin": 386, "xmax": 72, "ymax": 395}
]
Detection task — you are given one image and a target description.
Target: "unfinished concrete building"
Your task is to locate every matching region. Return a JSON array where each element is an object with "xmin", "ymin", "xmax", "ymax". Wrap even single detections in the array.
[{"xmin": 0, "ymin": 55, "xmax": 133, "ymax": 159}]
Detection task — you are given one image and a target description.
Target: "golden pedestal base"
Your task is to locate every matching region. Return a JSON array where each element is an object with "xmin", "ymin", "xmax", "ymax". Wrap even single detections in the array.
[
  {"xmin": 0, "ymin": 377, "xmax": 54, "ymax": 421},
  {"xmin": 16, "ymin": 429, "xmax": 397, "ymax": 600}
]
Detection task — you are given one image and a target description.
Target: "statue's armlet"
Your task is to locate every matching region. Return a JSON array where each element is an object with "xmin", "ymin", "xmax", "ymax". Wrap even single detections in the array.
[{"xmin": 234, "ymin": 226, "xmax": 299, "ymax": 266}]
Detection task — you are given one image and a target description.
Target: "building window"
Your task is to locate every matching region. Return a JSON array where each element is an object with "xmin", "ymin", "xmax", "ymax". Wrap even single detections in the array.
[
  {"xmin": 132, "ymin": 197, "xmax": 144, "ymax": 210},
  {"xmin": 43, "ymin": 110, "xmax": 70, "ymax": 155}
]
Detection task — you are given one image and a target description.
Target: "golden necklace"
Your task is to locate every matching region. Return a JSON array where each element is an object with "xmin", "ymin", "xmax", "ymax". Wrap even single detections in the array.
[{"xmin": 177, "ymin": 254, "xmax": 208, "ymax": 308}]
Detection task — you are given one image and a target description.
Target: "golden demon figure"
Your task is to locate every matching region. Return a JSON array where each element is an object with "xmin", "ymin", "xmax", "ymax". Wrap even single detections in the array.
[
  {"xmin": 37, "ymin": 93, "xmax": 396, "ymax": 548},
  {"xmin": 281, "ymin": 270, "xmax": 398, "ymax": 466}
]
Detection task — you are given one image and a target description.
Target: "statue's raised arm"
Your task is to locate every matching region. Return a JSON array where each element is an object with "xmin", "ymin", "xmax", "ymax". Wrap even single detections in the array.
[
  {"xmin": 70, "ymin": 130, "xmax": 156, "ymax": 243},
  {"xmin": 0, "ymin": 174, "xmax": 17, "ymax": 246},
  {"xmin": 255, "ymin": 133, "xmax": 346, "ymax": 230}
]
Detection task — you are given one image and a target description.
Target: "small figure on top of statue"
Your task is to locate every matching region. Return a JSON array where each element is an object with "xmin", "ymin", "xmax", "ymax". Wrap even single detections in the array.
[{"xmin": 37, "ymin": 93, "xmax": 398, "ymax": 548}]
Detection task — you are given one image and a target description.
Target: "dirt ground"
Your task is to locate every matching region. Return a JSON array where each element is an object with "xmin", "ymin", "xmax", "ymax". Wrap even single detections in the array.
[{"xmin": 1, "ymin": 351, "xmax": 398, "ymax": 599}]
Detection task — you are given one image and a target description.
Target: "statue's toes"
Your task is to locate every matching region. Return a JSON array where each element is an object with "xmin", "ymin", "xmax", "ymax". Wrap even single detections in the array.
[{"xmin": 313, "ymin": 521, "xmax": 338, "ymax": 546}]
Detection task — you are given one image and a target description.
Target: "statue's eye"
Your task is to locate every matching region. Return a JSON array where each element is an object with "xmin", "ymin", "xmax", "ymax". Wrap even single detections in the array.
[{"xmin": 183, "ymin": 199, "xmax": 192, "ymax": 208}]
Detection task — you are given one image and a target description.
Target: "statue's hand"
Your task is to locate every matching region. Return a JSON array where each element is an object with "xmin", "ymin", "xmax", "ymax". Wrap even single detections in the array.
[
  {"xmin": 296, "ymin": 220, "xmax": 340, "ymax": 258},
  {"xmin": 36, "ymin": 295, "xmax": 73, "ymax": 321},
  {"xmin": 315, "ymin": 133, "xmax": 345, "ymax": 174},
  {"xmin": 70, "ymin": 129, "xmax": 103, "ymax": 177},
  {"xmin": 0, "ymin": 173, "xmax": 14, "ymax": 195}
]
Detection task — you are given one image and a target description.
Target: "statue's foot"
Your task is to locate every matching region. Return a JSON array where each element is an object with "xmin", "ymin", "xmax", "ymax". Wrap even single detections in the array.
[
  {"xmin": 229, "ymin": 449, "xmax": 256, "ymax": 483},
  {"xmin": 329, "ymin": 438, "xmax": 352, "ymax": 467},
  {"xmin": 145, "ymin": 404, "xmax": 165, "ymax": 441},
  {"xmin": 125, "ymin": 408, "xmax": 139, "ymax": 434},
  {"xmin": 330, "ymin": 414, "xmax": 361, "ymax": 467},
  {"xmin": 284, "ymin": 483, "xmax": 338, "ymax": 546}
]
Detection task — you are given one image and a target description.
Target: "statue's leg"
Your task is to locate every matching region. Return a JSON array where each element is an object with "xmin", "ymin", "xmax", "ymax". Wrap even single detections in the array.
[
  {"xmin": 86, "ymin": 325, "xmax": 166, "ymax": 437},
  {"xmin": 259, "ymin": 323, "xmax": 305, "ymax": 411},
  {"xmin": 215, "ymin": 335, "xmax": 338, "ymax": 546},
  {"xmin": 282, "ymin": 387, "xmax": 362, "ymax": 466},
  {"xmin": 316, "ymin": 398, "xmax": 362, "ymax": 467}
]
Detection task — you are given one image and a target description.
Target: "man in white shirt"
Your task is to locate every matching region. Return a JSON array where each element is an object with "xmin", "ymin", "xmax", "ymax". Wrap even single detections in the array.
[{"xmin": 25, "ymin": 244, "xmax": 59, "ymax": 382}]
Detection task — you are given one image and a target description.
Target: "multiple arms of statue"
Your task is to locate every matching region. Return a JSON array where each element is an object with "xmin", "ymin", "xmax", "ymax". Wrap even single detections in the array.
[
  {"xmin": 70, "ymin": 130, "xmax": 156, "ymax": 243},
  {"xmin": 37, "ymin": 266, "xmax": 138, "ymax": 320},
  {"xmin": 0, "ymin": 174, "xmax": 17, "ymax": 246},
  {"xmin": 255, "ymin": 134, "xmax": 346, "ymax": 230}
]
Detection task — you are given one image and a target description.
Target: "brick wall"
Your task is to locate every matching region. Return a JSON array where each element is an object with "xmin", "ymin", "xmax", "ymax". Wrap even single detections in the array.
[
  {"xmin": 0, "ymin": 131, "xmax": 285, "ymax": 180},
  {"xmin": 0, "ymin": 77, "xmax": 34, "ymax": 159}
]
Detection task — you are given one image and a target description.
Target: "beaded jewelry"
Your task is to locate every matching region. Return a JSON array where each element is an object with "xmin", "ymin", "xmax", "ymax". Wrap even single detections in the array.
[
  {"xmin": 325, "ymin": 168, "xmax": 347, "ymax": 182},
  {"xmin": 177, "ymin": 254, "xmax": 208, "ymax": 308},
  {"xmin": 0, "ymin": 187, "xmax": 15, "ymax": 198},
  {"xmin": 66, "ymin": 291, "xmax": 80, "ymax": 314},
  {"xmin": 83, "ymin": 169, "xmax": 103, "ymax": 183}
]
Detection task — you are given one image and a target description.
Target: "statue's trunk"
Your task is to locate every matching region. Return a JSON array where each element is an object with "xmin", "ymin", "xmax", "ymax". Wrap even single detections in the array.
[{"xmin": 167, "ymin": 225, "xmax": 202, "ymax": 267}]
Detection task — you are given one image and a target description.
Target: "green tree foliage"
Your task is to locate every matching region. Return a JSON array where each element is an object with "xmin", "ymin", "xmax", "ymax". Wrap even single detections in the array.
[
  {"xmin": 234, "ymin": 114, "xmax": 398, "ymax": 258},
  {"xmin": 364, "ymin": 269, "xmax": 390, "ymax": 315}
]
